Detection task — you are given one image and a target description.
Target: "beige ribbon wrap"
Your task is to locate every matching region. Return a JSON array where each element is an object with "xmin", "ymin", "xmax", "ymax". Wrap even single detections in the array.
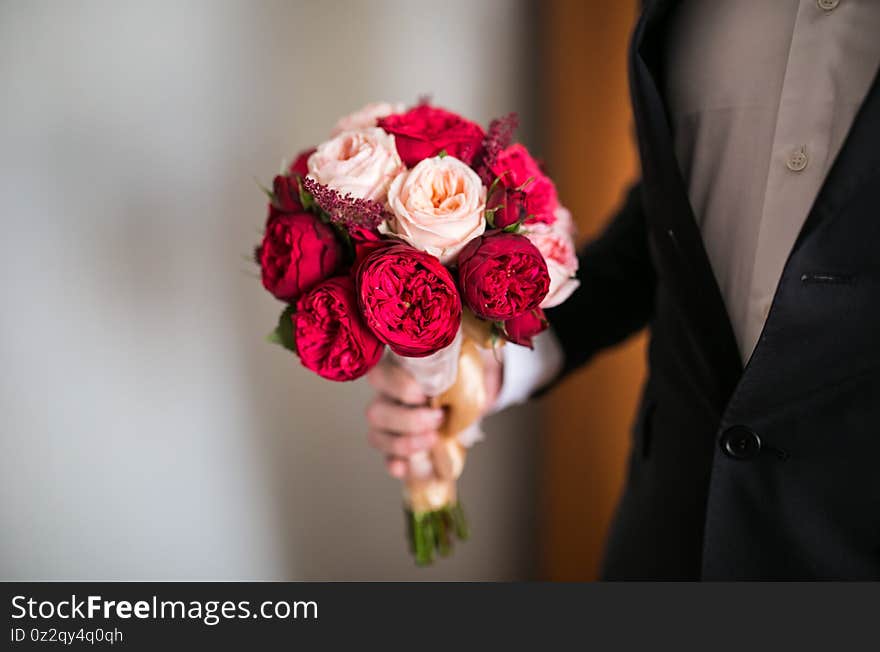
[{"xmin": 403, "ymin": 312, "xmax": 497, "ymax": 514}]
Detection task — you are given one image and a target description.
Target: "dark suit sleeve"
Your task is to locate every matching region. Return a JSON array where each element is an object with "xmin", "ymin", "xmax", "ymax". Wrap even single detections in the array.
[{"xmin": 543, "ymin": 181, "xmax": 655, "ymax": 380}]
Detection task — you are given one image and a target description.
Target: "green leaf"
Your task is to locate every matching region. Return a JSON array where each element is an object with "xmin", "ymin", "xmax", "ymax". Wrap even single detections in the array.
[
  {"xmin": 437, "ymin": 149, "xmax": 448, "ymax": 158},
  {"xmin": 268, "ymin": 305, "xmax": 297, "ymax": 352},
  {"xmin": 254, "ymin": 177, "xmax": 275, "ymax": 202},
  {"xmin": 484, "ymin": 206, "xmax": 498, "ymax": 229},
  {"xmin": 486, "ymin": 174, "xmax": 504, "ymax": 199},
  {"xmin": 331, "ymin": 222, "xmax": 355, "ymax": 262},
  {"xmin": 502, "ymin": 219, "xmax": 524, "ymax": 234},
  {"xmin": 484, "ymin": 175, "xmax": 506, "ymax": 229},
  {"xmin": 514, "ymin": 175, "xmax": 536, "ymax": 192}
]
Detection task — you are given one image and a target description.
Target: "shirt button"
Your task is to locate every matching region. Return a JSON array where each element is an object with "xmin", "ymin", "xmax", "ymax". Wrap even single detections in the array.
[
  {"xmin": 786, "ymin": 145, "xmax": 808, "ymax": 172},
  {"xmin": 817, "ymin": 0, "xmax": 840, "ymax": 11}
]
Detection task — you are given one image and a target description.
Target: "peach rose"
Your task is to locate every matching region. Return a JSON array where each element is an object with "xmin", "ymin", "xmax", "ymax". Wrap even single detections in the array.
[
  {"xmin": 307, "ymin": 127, "xmax": 403, "ymax": 202},
  {"xmin": 524, "ymin": 213, "xmax": 580, "ymax": 308},
  {"xmin": 332, "ymin": 101, "xmax": 406, "ymax": 135},
  {"xmin": 382, "ymin": 155, "xmax": 486, "ymax": 264}
]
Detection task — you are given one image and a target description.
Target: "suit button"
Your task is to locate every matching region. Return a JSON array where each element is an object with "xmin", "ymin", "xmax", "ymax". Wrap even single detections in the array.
[{"xmin": 720, "ymin": 426, "xmax": 762, "ymax": 460}]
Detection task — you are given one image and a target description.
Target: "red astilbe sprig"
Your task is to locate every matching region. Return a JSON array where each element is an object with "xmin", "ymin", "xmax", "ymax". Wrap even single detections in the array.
[
  {"xmin": 476, "ymin": 112, "xmax": 519, "ymax": 185},
  {"xmin": 300, "ymin": 176, "xmax": 391, "ymax": 234}
]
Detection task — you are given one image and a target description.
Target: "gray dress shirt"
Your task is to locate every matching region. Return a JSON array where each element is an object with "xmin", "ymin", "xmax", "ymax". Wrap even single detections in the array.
[
  {"xmin": 495, "ymin": 0, "xmax": 880, "ymax": 409},
  {"xmin": 664, "ymin": 0, "xmax": 880, "ymax": 361}
]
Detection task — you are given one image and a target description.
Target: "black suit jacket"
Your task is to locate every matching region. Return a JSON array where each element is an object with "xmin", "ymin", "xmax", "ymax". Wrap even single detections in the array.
[{"xmin": 546, "ymin": 0, "xmax": 880, "ymax": 579}]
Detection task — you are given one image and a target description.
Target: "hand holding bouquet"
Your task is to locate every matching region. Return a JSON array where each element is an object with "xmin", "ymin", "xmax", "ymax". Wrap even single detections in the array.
[{"xmin": 253, "ymin": 100, "xmax": 579, "ymax": 564}]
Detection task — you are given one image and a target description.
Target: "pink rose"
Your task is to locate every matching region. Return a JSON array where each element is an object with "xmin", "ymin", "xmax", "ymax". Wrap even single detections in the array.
[
  {"xmin": 307, "ymin": 127, "xmax": 403, "ymax": 202},
  {"xmin": 550, "ymin": 205, "xmax": 575, "ymax": 237},
  {"xmin": 332, "ymin": 101, "xmax": 406, "ymax": 135},
  {"xmin": 382, "ymin": 155, "xmax": 486, "ymax": 264},
  {"xmin": 488, "ymin": 143, "xmax": 558, "ymax": 227},
  {"xmin": 524, "ymin": 219, "xmax": 580, "ymax": 309}
]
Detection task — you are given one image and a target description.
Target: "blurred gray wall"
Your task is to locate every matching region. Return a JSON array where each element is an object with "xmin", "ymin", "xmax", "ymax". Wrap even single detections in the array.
[{"xmin": 0, "ymin": 0, "xmax": 539, "ymax": 580}]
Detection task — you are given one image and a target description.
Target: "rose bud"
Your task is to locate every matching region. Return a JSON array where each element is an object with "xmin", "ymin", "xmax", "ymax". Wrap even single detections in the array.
[
  {"xmin": 269, "ymin": 148, "xmax": 316, "ymax": 216},
  {"xmin": 292, "ymin": 276, "xmax": 384, "ymax": 381},
  {"xmin": 489, "ymin": 143, "xmax": 559, "ymax": 227},
  {"xmin": 272, "ymin": 173, "xmax": 303, "ymax": 213},
  {"xmin": 348, "ymin": 224, "xmax": 383, "ymax": 244},
  {"xmin": 288, "ymin": 147, "xmax": 316, "ymax": 179},
  {"xmin": 504, "ymin": 309, "xmax": 548, "ymax": 348},
  {"xmin": 356, "ymin": 243, "xmax": 462, "ymax": 357},
  {"xmin": 258, "ymin": 212, "xmax": 344, "ymax": 302},
  {"xmin": 378, "ymin": 105, "xmax": 485, "ymax": 167},
  {"xmin": 458, "ymin": 231, "xmax": 550, "ymax": 321},
  {"xmin": 486, "ymin": 183, "xmax": 527, "ymax": 229}
]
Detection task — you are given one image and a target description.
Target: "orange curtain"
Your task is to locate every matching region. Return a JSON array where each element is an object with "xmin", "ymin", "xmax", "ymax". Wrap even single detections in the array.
[{"xmin": 536, "ymin": 0, "xmax": 646, "ymax": 581}]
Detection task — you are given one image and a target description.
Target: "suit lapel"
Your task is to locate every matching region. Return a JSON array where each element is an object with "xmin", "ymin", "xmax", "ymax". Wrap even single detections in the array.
[{"xmin": 629, "ymin": 0, "xmax": 744, "ymax": 407}]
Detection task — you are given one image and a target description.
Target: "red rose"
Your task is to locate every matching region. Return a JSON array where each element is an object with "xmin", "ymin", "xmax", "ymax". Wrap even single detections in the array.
[
  {"xmin": 488, "ymin": 143, "xmax": 558, "ymax": 227},
  {"xmin": 292, "ymin": 276, "xmax": 383, "ymax": 381},
  {"xmin": 272, "ymin": 173, "xmax": 303, "ymax": 213},
  {"xmin": 356, "ymin": 243, "xmax": 461, "ymax": 357},
  {"xmin": 351, "ymin": 237, "xmax": 389, "ymax": 280},
  {"xmin": 349, "ymin": 224, "xmax": 382, "ymax": 244},
  {"xmin": 289, "ymin": 147, "xmax": 315, "ymax": 178},
  {"xmin": 378, "ymin": 105, "xmax": 485, "ymax": 167},
  {"xmin": 258, "ymin": 212, "xmax": 344, "ymax": 302},
  {"xmin": 457, "ymin": 231, "xmax": 550, "ymax": 321},
  {"xmin": 504, "ymin": 308, "xmax": 548, "ymax": 348},
  {"xmin": 268, "ymin": 148, "xmax": 315, "ymax": 216}
]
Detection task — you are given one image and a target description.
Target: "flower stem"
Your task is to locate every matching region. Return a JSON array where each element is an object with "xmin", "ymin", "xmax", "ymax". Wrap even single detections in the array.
[{"xmin": 405, "ymin": 502, "xmax": 469, "ymax": 566}]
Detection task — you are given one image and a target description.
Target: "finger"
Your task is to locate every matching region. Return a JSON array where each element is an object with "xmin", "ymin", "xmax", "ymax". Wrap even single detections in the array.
[
  {"xmin": 366, "ymin": 362, "xmax": 426, "ymax": 406},
  {"xmin": 385, "ymin": 456, "xmax": 408, "ymax": 478},
  {"xmin": 365, "ymin": 397, "xmax": 444, "ymax": 434},
  {"xmin": 367, "ymin": 429, "xmax": 438, "ymax": 457}
]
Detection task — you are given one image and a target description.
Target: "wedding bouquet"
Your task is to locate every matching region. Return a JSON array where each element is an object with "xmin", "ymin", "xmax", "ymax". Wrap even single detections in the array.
[{"xmin": 253, "ymin": 101, "xmax": 579, "ymax": 564}]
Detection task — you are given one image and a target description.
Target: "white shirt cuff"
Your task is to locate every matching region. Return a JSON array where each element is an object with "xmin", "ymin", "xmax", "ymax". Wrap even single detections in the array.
[{"xmin": 492, "ymin": 328, "xmax": 564, "ymax": 413}]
